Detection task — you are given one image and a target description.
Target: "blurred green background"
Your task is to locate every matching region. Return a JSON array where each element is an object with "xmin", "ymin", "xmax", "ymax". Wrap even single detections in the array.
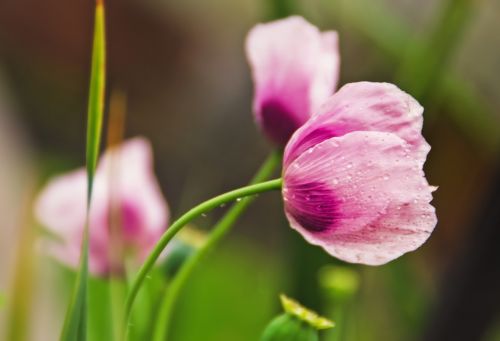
[{"xmin": 0, "ymin": 0, "xmax": 499, "ymax": 340}]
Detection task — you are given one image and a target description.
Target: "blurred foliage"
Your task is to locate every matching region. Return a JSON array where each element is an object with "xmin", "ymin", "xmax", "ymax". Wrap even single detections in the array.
[{"xmin": 169, "ymin": 239, "xmax": 286, "ymax": 340}]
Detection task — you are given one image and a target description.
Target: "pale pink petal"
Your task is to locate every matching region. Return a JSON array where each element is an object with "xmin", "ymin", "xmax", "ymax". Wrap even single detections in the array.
[
  {"xmin": 35, "ymin": 137, "xmax": 169, "ymax": 276},
  {"xmin": 284, "ymin": 82, "xmax": 429, "ymax": 167},
  {"xmin": 34, "ymin": 169, "xmax": 88, "ymax": 240},
  {"xmin": 246, "ymin": 16, "xmax": 340, "ymax": 145},
  {"xmin": 283, "ymin": 131, "xmax": 436, "ymax": 265}
]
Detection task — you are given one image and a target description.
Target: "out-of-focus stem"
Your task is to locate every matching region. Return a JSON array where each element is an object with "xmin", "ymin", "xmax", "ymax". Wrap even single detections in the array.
[
  {"xmin": 124, "ymin": 176, "xmax": 283, "ymax": 333},
  {"xmin": 152, "ymin": 150, "xmax": 282, "ymax": 341}
]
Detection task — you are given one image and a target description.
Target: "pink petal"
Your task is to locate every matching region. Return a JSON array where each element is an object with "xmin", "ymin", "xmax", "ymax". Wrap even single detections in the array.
[
  {"xmin": 283, "ymin": 131, "xmax": 436, "ymax": 265},
  {"xmin": 34, "ymin": 169, "xmax": 88, "ymax": 240},
  {"xmin": 34, "ymin": 137, "xmax": 169, "ymax": 276},
  {"xmin": 98, "ymin": 137, "xmax": 169, "ymax": 244},
  {"xmin": 284, "ymin": 82, "xmax": 429, "ymax": 167},
  {"xmin": 246, "ymin": 16, "xmax": 340, "ymax": 145}
]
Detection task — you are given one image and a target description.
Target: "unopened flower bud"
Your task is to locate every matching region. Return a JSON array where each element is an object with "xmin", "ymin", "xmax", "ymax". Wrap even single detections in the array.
[
  {"xmin": 319, "ymin": 265, "xmax": 359, "ymax": 301},
  {"xmin": 261, "ymin": 294, "xmax": 334, "ymax": 341},
  {"xmin": 162, "ymin": 226, "xmax": 206, "ymax": 277}
]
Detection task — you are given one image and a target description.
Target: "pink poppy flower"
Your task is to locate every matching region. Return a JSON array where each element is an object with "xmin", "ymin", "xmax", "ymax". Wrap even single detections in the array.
[
  {"xmin": 246, "ymin": 16, "xmax": 340, "ymax": 146},
  {"xmin": 35, "ymin": 137, "xmax": 169, "ymax": 276},
  {"xmin": 282, "ymin": 82, "xmax": 437, "ymax": 265}
]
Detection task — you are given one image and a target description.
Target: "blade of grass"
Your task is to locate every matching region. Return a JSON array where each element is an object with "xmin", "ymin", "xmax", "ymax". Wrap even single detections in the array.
[{"xmin": 60, "ymin": 1, "xmax": 106, "ymax": 340}]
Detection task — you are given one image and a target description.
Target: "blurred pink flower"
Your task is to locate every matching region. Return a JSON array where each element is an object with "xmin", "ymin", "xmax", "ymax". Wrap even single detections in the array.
[
  {"xmin": 246, "ymin": 16, "xmax": 340, "ymax": 146},
  {"xmin": 282, "ymin": 82, "xmax": 437, "ymax": 265},
  {"xmin": 35, "ymin": 137, "xmax": 169, "ymax": 276}
]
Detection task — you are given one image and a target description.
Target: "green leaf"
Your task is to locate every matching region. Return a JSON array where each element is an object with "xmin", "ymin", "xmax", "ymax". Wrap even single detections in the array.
[{"xmin": 60, "ymin": 1, "xmax": 106, "ymax": 340}]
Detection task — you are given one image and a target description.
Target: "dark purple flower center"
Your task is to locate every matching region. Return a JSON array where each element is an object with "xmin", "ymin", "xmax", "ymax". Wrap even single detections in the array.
[
  {"xmin": 285, "ymin": 180, "xmax": 340, "ymax": 233},
  {"xmin": 261, "ymin": 100, "xmax": 303, "ymax": 146}
]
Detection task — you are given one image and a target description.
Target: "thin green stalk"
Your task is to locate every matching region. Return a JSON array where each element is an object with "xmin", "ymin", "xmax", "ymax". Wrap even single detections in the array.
[
  {"xmin": 329, "ymin": 305, "xmax": 344, "ymax": 341},
  {"xmin": 152, "ymin": 151, "xmax": 282, "ymax": 341},
  {"xmin": 124, "ymin": 177, "xmax": 283, "ymax": 329},
  {"xmin": 110, "ymin": 278, "xmax": 126, "ymax": 341}
]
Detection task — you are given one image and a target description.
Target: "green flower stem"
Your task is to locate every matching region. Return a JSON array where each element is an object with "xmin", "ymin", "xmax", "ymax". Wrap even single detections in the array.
[
  {"xmin": 109, "ymin": 277, "xmax": 126, "ymax": 341},
  {"xmin": 124, "ymin": 176, "xmax": 283, "ymax": 328},
  {"xmin": 152, "ymin": 150, "xmax": 282, "ymax": 341}
]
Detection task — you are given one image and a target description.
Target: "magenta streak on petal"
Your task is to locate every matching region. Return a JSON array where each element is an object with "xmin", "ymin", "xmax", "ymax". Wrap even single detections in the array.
[
  {"xmin": 260, "ymin": 99, "xmax": 304, "ymax": 145},
  {"xmin": 120, "ymin": 200, "xmax": 143, "ymax": 241},
  {"xmin": 284, "ymin": 180, "xmax": 341, "ymax": 233},
  {"xmin": 285, "ymin": 127, "xmax": 338, "ymax": 166}
]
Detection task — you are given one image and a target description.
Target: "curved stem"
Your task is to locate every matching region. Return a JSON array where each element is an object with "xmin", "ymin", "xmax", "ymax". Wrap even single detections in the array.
[
  {"xmin": 152, "ymin": 151, "xmax": 282, "ymax": 341},
  {"xmin": 124, "ymin": 177, "xmax": 283, "ymax": 328}
]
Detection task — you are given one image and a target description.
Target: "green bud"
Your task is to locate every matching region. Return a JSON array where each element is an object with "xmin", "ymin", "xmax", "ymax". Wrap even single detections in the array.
[
  {"xmin": 319, "ymin": 265, "xmax": 359, "ymax": 301},
  {"xmin": 261, "ymin": 314, "xmax": 318, "ymax": 341},
  {"xmin": 162, "ymin": 226, "xmax": 206, "ymax": 277},
  {"xmin": 260, "ymin": 295, "xmax": 334, "ymax": 341}
]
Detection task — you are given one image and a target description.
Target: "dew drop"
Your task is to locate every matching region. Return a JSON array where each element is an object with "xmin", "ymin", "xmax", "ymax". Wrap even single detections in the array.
[
  {"xmin": 236, "ymin": 198, "xmax": 242, "ymax": 202},
  {"xmin": 383, "ymin": 174, "xmax": 390, "ymax": 180}
]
